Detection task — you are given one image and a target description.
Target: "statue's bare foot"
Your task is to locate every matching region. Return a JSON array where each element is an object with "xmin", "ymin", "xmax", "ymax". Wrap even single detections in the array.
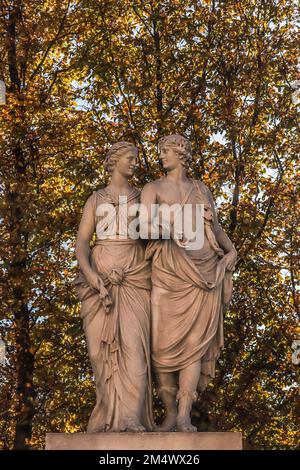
[
  {"xmin": 176, "ymin": 416, "xmax": 197, "ymax": 432},
  {"xmin": 157, "ymin": 412, "xmax": 177, "ymax": 432},
  {"xmin": 124, "ymin": 417, "xmax": 146, "ymax": 432}
]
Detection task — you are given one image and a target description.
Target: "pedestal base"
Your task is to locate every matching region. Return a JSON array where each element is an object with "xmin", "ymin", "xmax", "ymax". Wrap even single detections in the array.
[{"xmin": 45, "ymin": 432, "xmax": 243, "ymax": 450}]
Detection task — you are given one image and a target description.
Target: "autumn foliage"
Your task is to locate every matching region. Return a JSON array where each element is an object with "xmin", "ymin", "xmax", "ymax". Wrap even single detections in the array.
[{"xmin": 0, "ymin": 0, "xmax": 299, "ymax": 449}]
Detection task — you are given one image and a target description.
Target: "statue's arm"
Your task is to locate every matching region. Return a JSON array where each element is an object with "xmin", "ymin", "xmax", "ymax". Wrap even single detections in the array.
[
  {"xmin": 75, "ymin": 193, "xmax": 112, "ymax": 311},
  {"xmin": 139, "ymin": 182, "xmax": 159, "ymax": 239},
  {"xmin": 75, "ymin": 194, "xmax": 98, "ymax": 283},
  {"xmin": 205, "ymin": 186, "xmax": 237, "ymax": 265}
]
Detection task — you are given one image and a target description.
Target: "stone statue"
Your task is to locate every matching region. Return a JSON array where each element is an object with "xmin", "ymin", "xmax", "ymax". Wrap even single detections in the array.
[
  {"xmin": 140, "ymin": 134, "xmax": 237, "ymax": 432},
  {"xmin": 73, "ymin": 141, "xmax": 154, "ymax": 433}
]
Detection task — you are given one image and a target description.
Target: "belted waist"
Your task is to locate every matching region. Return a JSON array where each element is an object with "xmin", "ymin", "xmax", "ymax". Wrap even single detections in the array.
[{"xmin": 94, "ymin": 237, "xmax": 142, "ymax": 246}]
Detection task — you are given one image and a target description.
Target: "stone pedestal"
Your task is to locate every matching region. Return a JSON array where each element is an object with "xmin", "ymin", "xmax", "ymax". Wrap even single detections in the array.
[{"xmin": 46, "ymin": 432, "xmax": 242, "ymax": 450}]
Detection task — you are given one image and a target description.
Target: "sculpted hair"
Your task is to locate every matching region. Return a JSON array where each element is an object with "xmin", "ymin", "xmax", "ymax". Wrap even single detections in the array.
[
  {"xmin": 104, "ymin": 141, "xmax": 138, "ymax": 173},
  {"xmin": 158, "ymin": 134, "xmax": 192, "ymax": 168}
]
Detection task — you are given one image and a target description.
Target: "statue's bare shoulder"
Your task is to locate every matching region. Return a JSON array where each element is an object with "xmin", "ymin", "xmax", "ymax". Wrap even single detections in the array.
[
  {"xmin": 83, "ymin": 188, "xmax": 103, "ymax": 216},
  {"xmin": 192, "ymin": 179, "xmax": 214, "ymax": 201},
  {"xmin": 141, "ymin": 178, "xmax": 165, "ymax": 199},
  {"xmin": 85, "ymin": 191, "xmax": 97, "ymax": 209}
]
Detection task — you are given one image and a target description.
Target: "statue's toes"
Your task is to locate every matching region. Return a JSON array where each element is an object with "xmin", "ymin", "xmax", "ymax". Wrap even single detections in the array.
[
  {"xmin": 134, "ymin": 423, "xmax": 146, "ymax": 433},
  {"xmin": 184, "ymin": 424, "xmax": 197, "ymax": 433},
  {"xmin": 176, "ymin": 417, "xmax": 197, "ymax": 433},
  {"xmin": 125, "ymin": 419, "xmax": 146, "ymax": 432}
]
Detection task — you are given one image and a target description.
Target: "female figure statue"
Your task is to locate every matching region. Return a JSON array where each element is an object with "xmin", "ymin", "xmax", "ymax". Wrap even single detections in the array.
[
  {"xmin": 73, "ymin": 141, "xmax": 154, "ymax": 432},
  {"xmin": 140, "ymin": 134, "xmax": 237, "ymax": 432}
]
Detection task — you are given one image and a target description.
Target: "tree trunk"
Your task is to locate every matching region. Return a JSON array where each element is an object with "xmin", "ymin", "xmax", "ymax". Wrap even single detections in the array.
[{"xmin": 6, "ymin": 1, "xmax": 36, "ymax": 450}]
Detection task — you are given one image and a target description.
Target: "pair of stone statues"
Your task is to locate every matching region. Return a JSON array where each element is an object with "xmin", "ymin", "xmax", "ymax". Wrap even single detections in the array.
[{"xmin": 73, "ymin": 134, "xmax": 237, "ymax": 433}]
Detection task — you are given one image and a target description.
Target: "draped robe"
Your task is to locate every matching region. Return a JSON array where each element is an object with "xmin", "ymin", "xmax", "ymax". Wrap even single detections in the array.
[
  {"xmin": 145, "ymin": 179, "xmax": 233, "ymax": 391},
  {"xmin": 73, "ymin": 187, "xmax": 154, "ymax": 432}
]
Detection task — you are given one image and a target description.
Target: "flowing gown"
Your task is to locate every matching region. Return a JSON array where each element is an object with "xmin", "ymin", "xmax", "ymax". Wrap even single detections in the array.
[
  {"xmin": 73, "ymin": 187, "xmax": 154, "ymax": 432},
  {"xmin": 145, "ymin": 179, "xmax": 233, "ymax": 391}
]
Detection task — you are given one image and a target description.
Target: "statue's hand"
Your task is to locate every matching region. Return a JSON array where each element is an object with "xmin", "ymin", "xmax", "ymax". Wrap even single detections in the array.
[
  {"xmin": 173, "ymin": 229, "xmax": 190, "ymax": 249},
  {"xmin": 86, "ymin": 271, "xmax": 112, "ymax": 313},
  {"xmin": 86, "ymin": 271, "xmax": 101, "ymax": 291},
  {"xmin": 223, "ymin": 248, "xmax": 237, "ymax": 271},
  {"xmin": 98, "ymin": 282, "xmax": 112, "ymax": 314}
]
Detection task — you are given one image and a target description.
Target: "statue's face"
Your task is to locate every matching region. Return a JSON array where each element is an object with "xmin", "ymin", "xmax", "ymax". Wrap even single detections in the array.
[
  {"xmin": 114, "ymin": 148, "xmax": 137, "ymax": 177},
  {"xmin": 160, "ymin": 144, "xmax": 182, "ymax": 170}
]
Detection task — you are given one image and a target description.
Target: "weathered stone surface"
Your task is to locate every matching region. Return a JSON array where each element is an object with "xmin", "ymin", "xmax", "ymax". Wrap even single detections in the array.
[{"xmin": 46, "ymin": 432, "xmax": 243, "ymax": 450}]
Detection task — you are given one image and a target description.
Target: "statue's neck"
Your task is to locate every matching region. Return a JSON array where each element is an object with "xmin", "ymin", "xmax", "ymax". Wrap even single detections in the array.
[
  {"xmin": 109, "ymin": 172, "xmax": 131, "ymax": 192},
  {"xmin": 165, "ymin": 166, "xmax": 189, "ymax": 183}
]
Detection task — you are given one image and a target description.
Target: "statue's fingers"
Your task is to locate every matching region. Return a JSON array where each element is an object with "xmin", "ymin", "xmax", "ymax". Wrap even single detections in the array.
[
  {"xmin": 228, "ymin": 261, "xmax": 236, "ymax": 271},
  {"xmin": 102, "ymin": 297, "xmax": 110, "ymax": 313}
]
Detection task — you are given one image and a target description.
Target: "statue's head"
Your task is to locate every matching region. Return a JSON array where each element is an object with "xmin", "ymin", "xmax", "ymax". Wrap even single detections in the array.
[
  {"xmin": 158, "ymin": 134, "xmax": 192, "ymax": 170},
  {"xmin": 104, "ymin": 141, "xmax": 138, "ymax": 177}
]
